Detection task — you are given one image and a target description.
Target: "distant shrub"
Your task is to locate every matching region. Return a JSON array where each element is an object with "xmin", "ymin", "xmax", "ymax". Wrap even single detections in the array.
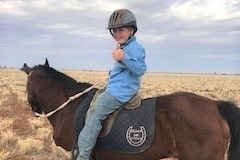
[
  {"xmin": 29, "ymin": 118, "xmax": 45, "ymax": 130},
  {"xmin": 0, "ymin": 150, "xmax": 10, "ymax": 160},
  {"xmin": 17, "ymin": 137, "xmax": 43, "ymax": 155},
  {"xmin": 0, "ymin": 129, "xmax": 17, "ymax": 148},
  {"xmin": 0, "ymin": 118, "xmax": 13, "ymax": 131}
]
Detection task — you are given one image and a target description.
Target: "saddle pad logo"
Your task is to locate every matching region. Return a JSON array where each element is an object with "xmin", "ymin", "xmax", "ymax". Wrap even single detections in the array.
[{"xmin": 126, "ymin": 126, "xmax": 146, "ymax": 147}]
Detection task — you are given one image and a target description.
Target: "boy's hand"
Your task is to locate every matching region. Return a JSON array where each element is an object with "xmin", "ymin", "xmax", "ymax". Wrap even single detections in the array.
[{"xmin": 112, "ymin": 44, "xmax": 124, "ymax": 61}]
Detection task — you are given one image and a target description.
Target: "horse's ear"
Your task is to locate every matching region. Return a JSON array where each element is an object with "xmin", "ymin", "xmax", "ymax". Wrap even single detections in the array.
[
  {"xmin": 44, "ymin": 58, "xmax": 49, "ymax": 67},
  {"xmin": 20, "ymin": 63, "xmax": 33, "ymax": 75}
]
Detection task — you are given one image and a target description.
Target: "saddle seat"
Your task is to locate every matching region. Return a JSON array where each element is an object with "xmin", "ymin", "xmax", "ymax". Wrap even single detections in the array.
[{"xmin": 90, "ymin": 89, "xmax": 142, "ymax": 137}]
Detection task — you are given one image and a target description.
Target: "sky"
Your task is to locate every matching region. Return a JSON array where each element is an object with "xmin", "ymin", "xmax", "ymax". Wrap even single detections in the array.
[{"xmin": 0, "ymin": 0, "xmax": 240, "ymax": 74}]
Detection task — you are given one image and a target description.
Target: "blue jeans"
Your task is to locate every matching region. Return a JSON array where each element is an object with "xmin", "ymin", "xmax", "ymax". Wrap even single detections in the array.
[{"xmin": 77, "ymin": 90, "xmax": 123, "ymax": 160}]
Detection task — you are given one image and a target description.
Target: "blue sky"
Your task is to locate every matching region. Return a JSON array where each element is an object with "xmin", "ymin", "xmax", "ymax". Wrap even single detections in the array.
[{"xmin": 0, "ymin": 0, "xmax": 240, "ymax": 74}]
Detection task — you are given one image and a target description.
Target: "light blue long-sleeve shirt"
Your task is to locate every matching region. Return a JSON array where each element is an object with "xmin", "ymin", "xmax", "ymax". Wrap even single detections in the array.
[{"xmin": 106, "ymin": 36, "xmax": 147, "ymax": 103}]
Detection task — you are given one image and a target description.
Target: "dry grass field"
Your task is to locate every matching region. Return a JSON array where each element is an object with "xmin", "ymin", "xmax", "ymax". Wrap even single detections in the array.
[{"xmin": 0, "ymin": 68, "xmax": 239, "ymax": 160}]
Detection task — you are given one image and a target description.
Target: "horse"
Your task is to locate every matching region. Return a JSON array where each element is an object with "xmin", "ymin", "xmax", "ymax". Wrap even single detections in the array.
[{"xmin": 21, "ymin": 59, "xmax": 240, "ymax": 160}]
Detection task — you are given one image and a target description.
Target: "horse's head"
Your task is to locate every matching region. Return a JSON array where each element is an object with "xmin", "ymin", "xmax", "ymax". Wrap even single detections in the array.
[
  {"xmin": 21, "ymin": 59, "xmax": 93, "ymax": 150},
  {"xmin": 21, "ymin": 59, "xmax": 51, "ymax": 115},
  {"xmin": 21, "ymin": 58, "xmax": 91, "ymax": 117}
]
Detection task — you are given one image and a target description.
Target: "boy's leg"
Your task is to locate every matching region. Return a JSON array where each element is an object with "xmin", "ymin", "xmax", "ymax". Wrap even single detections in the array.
[{"xmin": 77, "ymin": 91, "xmax": 122, "ymax": 160}]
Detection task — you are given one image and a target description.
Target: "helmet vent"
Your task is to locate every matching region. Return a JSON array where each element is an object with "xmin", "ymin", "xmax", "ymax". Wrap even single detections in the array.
[{"xmin": 114, "ymin": 13, "xmax": 119, "ymax": 22}]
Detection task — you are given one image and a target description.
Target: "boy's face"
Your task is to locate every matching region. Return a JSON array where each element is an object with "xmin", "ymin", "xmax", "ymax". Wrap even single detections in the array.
[{"xmin": 111, "ymin": 27, "xmax": 133, "ymax": 45}]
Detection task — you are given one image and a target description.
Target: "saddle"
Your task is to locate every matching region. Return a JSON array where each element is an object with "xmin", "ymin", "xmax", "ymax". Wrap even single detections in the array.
[
  {"xmin": 73, "ymin": 89, "xmax": 156, "ymax": 154},
  {"xmin": 90, "ymin": 89, "xmax": 142, "ymax": 137},
  {"xmin": 73, "ymin": 89, "xmax": 142, "ymax": 136}
]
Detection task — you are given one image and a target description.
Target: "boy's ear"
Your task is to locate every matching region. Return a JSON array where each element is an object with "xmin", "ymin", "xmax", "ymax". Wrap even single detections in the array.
[
  {"xmin": 129, "ymin": 28, "xmax": 134, "ymax": 36},
  {"xmin": 131, "ymin": 30, "xmax": 134, "ymax": 35}
]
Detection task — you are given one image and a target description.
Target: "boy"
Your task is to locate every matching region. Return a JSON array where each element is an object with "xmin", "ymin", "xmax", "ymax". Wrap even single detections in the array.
[{"xmin": 77, "ymin": 9, "xmax": 147, "ymax": 160}]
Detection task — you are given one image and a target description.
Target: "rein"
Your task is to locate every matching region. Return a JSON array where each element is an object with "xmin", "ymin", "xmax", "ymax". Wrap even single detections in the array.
[{"xmin": 34, "ymin": 81, "xmax": 102, "ymax": 118}]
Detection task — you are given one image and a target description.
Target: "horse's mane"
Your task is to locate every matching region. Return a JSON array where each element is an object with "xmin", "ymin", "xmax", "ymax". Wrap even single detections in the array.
[{"xmin": 32, "ymin": 64, "xmax": 92, "ymax": 92}]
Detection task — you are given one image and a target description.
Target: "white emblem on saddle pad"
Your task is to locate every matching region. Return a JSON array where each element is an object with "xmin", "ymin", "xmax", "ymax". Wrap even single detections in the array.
[{"xmin": 126, "ymin": 126, "xmax": 146, "ymax": 147}]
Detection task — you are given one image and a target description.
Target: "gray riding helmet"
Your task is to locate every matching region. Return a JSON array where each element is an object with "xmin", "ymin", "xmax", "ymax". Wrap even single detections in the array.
[{"xmin": 107, "ymin": 9, "xmax": 137, "ymax": 35}]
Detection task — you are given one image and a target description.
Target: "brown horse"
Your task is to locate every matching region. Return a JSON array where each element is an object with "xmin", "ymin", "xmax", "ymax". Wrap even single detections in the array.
[{"xmin": 21, "ymin": 59, "xmax": 240, "ymax": 160}]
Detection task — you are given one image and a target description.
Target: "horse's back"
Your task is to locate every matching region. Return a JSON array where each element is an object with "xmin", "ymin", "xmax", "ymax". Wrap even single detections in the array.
[{"xmin": 155, "ymin": 92, "xmax": 229, "ymax": 160}]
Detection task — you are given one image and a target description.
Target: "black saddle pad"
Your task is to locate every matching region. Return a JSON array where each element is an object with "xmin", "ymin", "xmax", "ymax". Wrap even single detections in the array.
[
  {"xmin": 73, "ymin": 88, "xmax": 98, "ymax": 134},
  {"xmin": 96, "ymin": 98, "xmax": 156, "ymax": 153}
]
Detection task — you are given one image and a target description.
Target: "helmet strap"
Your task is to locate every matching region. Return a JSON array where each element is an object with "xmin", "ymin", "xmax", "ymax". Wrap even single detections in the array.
[{"xmin": 109, "ymin": 29, "xmax": 114, "ymax": 36}]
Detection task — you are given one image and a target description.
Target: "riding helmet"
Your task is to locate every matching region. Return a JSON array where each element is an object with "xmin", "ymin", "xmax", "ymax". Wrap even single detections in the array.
[{"xmin": 107, "ymin": 9, "xmax": 137, "ymax": 35}]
